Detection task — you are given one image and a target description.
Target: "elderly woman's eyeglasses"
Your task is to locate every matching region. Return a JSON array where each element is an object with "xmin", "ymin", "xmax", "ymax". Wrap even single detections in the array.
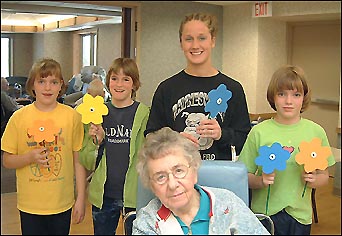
[{"xmin": 150, "ymin": 164, "xmax": 191, "ymax": 185}]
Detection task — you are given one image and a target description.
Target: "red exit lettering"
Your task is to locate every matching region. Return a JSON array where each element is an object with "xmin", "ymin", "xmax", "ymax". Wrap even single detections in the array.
[{"xmin": 255, "ymin": 2, "xmax": 268, "ymax": 17}]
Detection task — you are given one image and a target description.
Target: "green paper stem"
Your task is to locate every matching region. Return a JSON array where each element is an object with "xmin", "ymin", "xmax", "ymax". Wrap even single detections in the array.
[
  {"xmin": 302, "ymin": 181, "xmax": 308, "ymax": 198},
  {"xmin": 266, "ymin": 184, "xmax": 271, "ymax": 215},
  {"xmin": 95, "ymin": 135, "xmax": 98, "ymax": 145}
]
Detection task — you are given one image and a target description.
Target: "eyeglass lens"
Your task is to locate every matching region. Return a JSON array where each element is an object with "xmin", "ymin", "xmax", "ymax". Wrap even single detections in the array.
[{"xmin": 152, "ymin": 164, "xmax": 189, "ymax": 184}]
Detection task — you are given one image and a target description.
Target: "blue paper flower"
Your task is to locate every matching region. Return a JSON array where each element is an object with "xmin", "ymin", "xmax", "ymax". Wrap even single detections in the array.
[
  {"xmin": 204, "ymin": 84, "xmax": 232, "ymax": 118},
  {"xmin": 255, "ymin": 142, "xmax": 291, "ymax": 174}
]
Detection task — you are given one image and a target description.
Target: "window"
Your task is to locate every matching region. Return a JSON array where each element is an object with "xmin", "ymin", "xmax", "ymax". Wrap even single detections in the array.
[
  {"xmin": 94, "ymin": 34, "xmax": 97, "ymax": 65},
  {"xmin": 82, "ymin": 33, "xmax": 97, "ymax": 67},
  {"xmin": 1, "ymin": 37, "xmax": 12, "ymax": 77}
]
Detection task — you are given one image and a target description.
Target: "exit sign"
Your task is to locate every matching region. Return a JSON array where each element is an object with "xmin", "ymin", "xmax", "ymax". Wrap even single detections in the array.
[{"xmin": 253, "ymin": 1, "xmax": 272, "ymax": 17}]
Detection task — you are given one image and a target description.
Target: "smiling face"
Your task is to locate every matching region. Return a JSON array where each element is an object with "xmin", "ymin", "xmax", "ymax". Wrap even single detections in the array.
[
  {"xmin": 33, "ymin": 75, "xmax": 62, "ymax": 110},
  {"xmin": 180, "ymin": 20, "xmax": 216, "ymax": 69},
  {"xmin": 148, "ymin": 150, "xmax": 198, "ymax": 214},
  {"xmin": 108, "ymin": 68, "xmax": 134, "ymax": 107}
]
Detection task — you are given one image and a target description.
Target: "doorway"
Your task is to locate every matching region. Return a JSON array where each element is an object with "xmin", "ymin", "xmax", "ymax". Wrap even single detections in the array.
[{"xmin": 289, "ymin": 20, "xmax": 341, "ymax": 147}]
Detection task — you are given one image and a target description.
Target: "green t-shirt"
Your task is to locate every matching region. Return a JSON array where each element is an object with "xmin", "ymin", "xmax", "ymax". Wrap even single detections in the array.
[{"xmin": 238, "ymin": 118, "xmax": 335, "ymax": 225}]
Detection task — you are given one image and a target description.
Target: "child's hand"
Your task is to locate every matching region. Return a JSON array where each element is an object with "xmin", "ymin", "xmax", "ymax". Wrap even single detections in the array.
[
  {"xmin": 72, "ymin": 197, "xmax": 85, "ymax": 224},
  {"xmin": 30, "ymin": 148, "xmax": 50, "ymax": 168},
  {"xmin": 303, "ymin": 170, "xmax": 317, "ymax": 183},
  {"xmin": 196, "ymin": 118, "xmax": 222, "ymax": 140},
  {"xmin": 89, "ymin": 123, "xmax": 105, "ymax": 144},
  {"xmin": 302, "ymin": 169, "xmax": 329, "ymax": 188},
  {"xmin": 261, "ymin": 172, "xmax": 276, "ymax": 186}
]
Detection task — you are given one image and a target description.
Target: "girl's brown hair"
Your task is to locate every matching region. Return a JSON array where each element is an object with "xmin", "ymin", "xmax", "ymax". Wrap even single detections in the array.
[
  {"xmin": 267, "ymin": 65, "xmax": 311, "ymax": 113},
  {"xmin": 179, "ymin": 12, "xmax": 218, "ymax": 42},
  {"xmin": 106, "ymin": 58, "xmax": 141, "ymax": 100},
  {"xmin": 26, "ymin": 58, "xmax": 66, "ymax": 98}
]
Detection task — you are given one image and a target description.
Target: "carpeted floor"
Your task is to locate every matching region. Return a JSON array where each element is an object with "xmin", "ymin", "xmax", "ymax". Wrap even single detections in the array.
[{"xmin": 1, "ymin": 152, "xmax": 17, "ymax": 193}]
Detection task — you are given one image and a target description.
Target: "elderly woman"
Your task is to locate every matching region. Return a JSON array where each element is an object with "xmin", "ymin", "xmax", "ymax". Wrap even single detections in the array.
[{"xmin": 132, "ymin": 127, "xmax": 269, "ymax": 235}]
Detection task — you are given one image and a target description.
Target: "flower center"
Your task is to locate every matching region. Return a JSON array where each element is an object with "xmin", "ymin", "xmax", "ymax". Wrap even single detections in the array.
[
  {"xmin": 311, "ymin": 152, "xmax": 317, "ymax": 158},
  {"xmin": 216, "ymin": 98, "xmax": 222, "ymax": 105},
  {"xmin": 90, "ymin": 107, "xmax": 95, "ymax": 112},
  {"xmin": 269, "ymin": 153, "xmax": 276, "ymax": 160},
  {"xmin": 39, "ymin": 126, "xmax": 45, "ymax": 132}
]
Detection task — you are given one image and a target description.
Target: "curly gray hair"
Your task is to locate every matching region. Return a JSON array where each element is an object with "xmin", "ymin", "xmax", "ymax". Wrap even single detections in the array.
[{"xmin": 137, "ymin": 127, "xmax": 202, "ymax": 188}]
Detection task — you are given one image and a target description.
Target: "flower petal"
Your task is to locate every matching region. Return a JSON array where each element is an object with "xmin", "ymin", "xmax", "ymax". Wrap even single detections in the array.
[
  {"xmin": 204, "ymin": 84, "xmax": 232, "ymax": 118},
  {"xmin": 295, "ymin": 137, "xmax": 332, "ymax": 172},
  {"xmin": 255, "ymin": 142, "xmax": 291, "ymax": 174},
  {"xmin": 76, "ymin": 94, "xmax": 108, "ymax": 124},
  {"xmin": 28, "ymin": 119, "xmax": 59, "ymax": 142}
]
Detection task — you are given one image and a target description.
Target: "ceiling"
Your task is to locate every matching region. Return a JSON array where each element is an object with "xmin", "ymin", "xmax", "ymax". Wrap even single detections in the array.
[
  {"xmin": 1, "ymin": 1, "xmax": 251, "ymax": 33},
  {"xmin": 1, "ymin": 11, "xmax": 122, "ymax": 32},
  {"xmin": 195, "ymin": 1, "xmax": 252, "ymax": 6},
  {"xmin": 1, "ymin": 12, "xmax": 78, "ymax": 26},
  {"xmin": 1, "ymin": 1, "xmax": 123, "ymax": 33},
  {"xmin": 2, "ymin": 1, "xmax": 339, "ymax": 33}
]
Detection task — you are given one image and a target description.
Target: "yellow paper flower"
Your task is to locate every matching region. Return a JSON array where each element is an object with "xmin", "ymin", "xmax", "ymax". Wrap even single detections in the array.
[
  {"xmin": 28, "ymin": 119, "xmax": 59, "ymax": 142},
  {"xmin": 295, "ymin": 137, "xmax": 332, "ymax": 172},
  {"xmin": 76, "ymin": 93, "xmax": 109, "ymax": 124}
]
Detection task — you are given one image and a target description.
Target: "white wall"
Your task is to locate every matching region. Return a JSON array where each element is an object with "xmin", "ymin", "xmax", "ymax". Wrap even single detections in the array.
[
  {"xmin": 221, "ymin": 1, "xmax": 341, "ymax": 147},
  {"xmin": 97, "ymin": 24, "xmax": 121, "ymax": 72},
  {"xmin": 11, "ymin": 34, "xmax": 33, "ymax": 77},
  {"xmin": 222, "ymin": 3, "xmax": 287, "ymax": 114},
  {"xmin": 222, "ymin": 1, "xmax": 340, "ymax": 114},
  {"xmin": 32, "ymin": 32, "xmax": 73, "ymax": 82},
  {"xmin": 291, "ymin": 21, "xmax": 340, "ymax": 147},
  {"xmin": 138, "ymin": 1, "xmax": 223, "ymax": 106}
]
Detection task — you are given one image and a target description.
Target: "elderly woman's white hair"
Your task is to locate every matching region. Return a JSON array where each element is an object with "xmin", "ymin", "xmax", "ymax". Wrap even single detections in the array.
[{"xmin": 136, "ymin": 127, "xmax": 202, "ymax": 188}]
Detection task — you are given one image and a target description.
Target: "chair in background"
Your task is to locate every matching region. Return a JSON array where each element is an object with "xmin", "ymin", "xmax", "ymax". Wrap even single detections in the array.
[
  {"xmin": 1, "ymin": 103, "xmax": 14, "ymax": 138},
  {"xmin": 124, "ymin": 160, "xmax": 274, "ymax": 235},
  {"xmin": 197, "ymin": 160, "xmax": 249, "ymax": 205},
  {"xmin": 123, "ymin": 211, "xmax": 136, "ymax": 235},
  {"xmin": 6, "ymin": 76, "xmax": 28, "ymax": 98},
  {"xmin": 312, "ymin": 188, "xmax": 318, "ymax": 223},
  {"xmin": 255, "ymin": 213, "xmax": 275, "ymax": 234}
]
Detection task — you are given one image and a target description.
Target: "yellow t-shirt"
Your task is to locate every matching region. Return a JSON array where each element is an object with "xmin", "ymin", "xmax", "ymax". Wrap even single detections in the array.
[{"xmin": 1, "ymin": 103, "xmax": 84, "ymax": 215}]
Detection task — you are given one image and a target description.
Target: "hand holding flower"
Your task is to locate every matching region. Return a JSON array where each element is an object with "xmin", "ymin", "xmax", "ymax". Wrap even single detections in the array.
[
  {"xmin": 89, "ymin": 123, "xmax": 105, "ymax": 145},
  {"xmin": 261, "ymin": 172, "xmax": 276, "ymax": 186},
  {"xmin": 27, "ymin": 119, "xmax": 59, "ymax": 171},
  {"xmin": 196, "ymin": 118, "xmax": 222, "ymax": 140},
  {"xmin": 28, "ymin": 147, "xmax": 50, "ymax": 168},
  {"xmin": 302, "ymin": 170, "xmax": 316, "ymax": 183},
  {"xmin": 295, "ymin": 137, "xmax": 332, "ymax": 197},
  {"xmin": 255, "ymin": 142, "xmax": 291, "ymax": 214},
  {"xmin": 302, "ymin": 169, "xmax": 329, "ymax": 189}
]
